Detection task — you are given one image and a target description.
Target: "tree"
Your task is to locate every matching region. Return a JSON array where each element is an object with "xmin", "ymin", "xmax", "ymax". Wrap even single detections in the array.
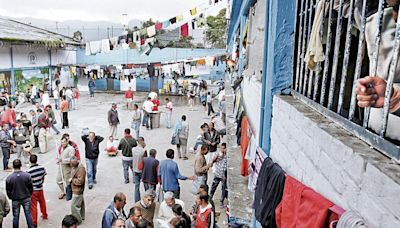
[
  {"xmin": 141, "ymin": 19, "xmax": 156, "ymax": 29},
  {"xmin": 72, "ymin": 31, "xmax": 83, "ymax": 42},
  {"xmin": 205, "ymin": 9, "xmax": 227, "ymax": 48},
  {"xmin": 174, "ymin": 36, "xmax": 194, "ymax": 48}
]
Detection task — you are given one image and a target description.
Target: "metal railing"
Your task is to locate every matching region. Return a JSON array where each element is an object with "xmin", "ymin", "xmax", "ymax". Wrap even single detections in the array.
[{"xmin": 292, "ymin": 0, "xmax": 400, "ymax": 161}]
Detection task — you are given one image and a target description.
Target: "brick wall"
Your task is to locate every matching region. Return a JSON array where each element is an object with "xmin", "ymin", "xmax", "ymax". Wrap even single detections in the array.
[{"xmin": 270, "ymin": 95, "xmax": 400, "ymax": 228}]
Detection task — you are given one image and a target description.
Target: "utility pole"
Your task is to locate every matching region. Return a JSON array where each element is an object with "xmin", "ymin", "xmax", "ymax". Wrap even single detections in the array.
[{"xmin": 56, "ymin": 21, "xmax": 59, "ymax": 33}]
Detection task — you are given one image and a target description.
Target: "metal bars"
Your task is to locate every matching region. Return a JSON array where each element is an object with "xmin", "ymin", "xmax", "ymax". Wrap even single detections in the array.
[
  {"xmin": 302, "ymin": 0, "xmax": 315, "ymax": 96},
  {"xmin": 294, "ymin": 0, "xmax": 305, "ymax": 91},
  {"xmin": 298, "ymin": 0, "xmax": 310, "ymax": 93},
  {"xmin": 313, "ymin": 0, "xmax": 327, "ymax": 101}
]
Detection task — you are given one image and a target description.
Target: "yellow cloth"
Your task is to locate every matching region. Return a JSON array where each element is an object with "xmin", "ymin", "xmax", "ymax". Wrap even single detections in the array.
[
  {"xmin": 190, "ymin": 8, "xmax": 197, "ymax": 16},
  {"xmin": 176, "ymin": 15, "xmax": 184, "ymax": 22}
]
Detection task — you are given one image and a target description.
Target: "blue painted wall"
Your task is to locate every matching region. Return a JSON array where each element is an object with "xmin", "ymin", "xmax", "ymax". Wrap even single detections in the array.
[
  {"xmin": 259, "ymin": 0, "xmax": 296, "ymax": 153},
  {"xmin": 77, "ymin": 48, "xmax": 226, "ymax": 65}
]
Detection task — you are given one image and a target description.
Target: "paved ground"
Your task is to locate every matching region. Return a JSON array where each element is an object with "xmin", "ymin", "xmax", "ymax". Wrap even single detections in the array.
[{"xmin": 0, "ymin": 92, "xmax": 227, "ymax": 227}]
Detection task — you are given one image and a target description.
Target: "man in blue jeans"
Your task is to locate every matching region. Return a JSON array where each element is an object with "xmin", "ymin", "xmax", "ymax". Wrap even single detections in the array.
[
  {"xmin": 81, "ymin": 132, "xmax": 104, "ymax": 189},
  {"xmin": 6, "ymin": 159, "xmax": 34, "ymax": 228},
  {"xmin": 132, "ymin": 137, "xmax": 147, "ymax": 203}
]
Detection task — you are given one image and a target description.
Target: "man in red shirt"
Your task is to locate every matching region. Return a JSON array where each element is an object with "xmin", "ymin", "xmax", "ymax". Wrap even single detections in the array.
[
  {"xmin": 195, "ymin": 191, "xmax": 215, "ymax": 228},
  {"xmin": 125, "ymin": 87, "xmax": 134, "ymax": 110},
  {"xmin": 151, "ymin": 95, "xmax": 160, "ymax": 112}
]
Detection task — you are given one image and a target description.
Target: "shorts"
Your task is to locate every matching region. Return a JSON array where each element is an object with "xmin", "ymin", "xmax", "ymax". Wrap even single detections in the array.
[{"xmin": 126, "ymin": 98, "xmax": 133, "ymax": 102}]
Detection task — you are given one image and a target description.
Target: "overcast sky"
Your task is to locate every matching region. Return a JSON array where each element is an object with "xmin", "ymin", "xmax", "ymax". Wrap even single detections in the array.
[{"xmin": 0, "ymin": 0, "xmax": 211, "ymax": 22}]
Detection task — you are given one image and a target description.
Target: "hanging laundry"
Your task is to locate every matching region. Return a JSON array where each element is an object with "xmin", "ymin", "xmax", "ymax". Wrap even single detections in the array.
[
  {"xmin": 197, "ymin": 58, "xmax": 206, "ymax": 65},
  {"xmin": 100, "ymin": 39, "xmax": 111, "ymax": 54},
  {"xmin": 304, "ymin": 0, "xmax": 328, "ymax": 71},
  {"xmin": 155, "ymin": 22, "xmax": 163, "ymax": 30},
  {"xmin": 176, "ymin": 15, "xmax": 184, "ymax": 22},
  {"xmin": 89, "ymin": 40, "xmax": 102, "ymax": 55},
  {"xmin": 275, "ymin": 176, "xmax": 335, "ymax": 228},
  {"xmin": 196, "ymin": 14, "xmax": 206, "ymax": 27},
  {"xmin": 162, "ymin": 20, "xmax": 170, "ymax": 28},
  {"xmin": 140, "ymin": 39, "xmax": 145, "ymax": 45},
  {"xmin": 129, "ymin": 42, "xmax": 137, "ymax": 49},
  {"xmin": 254, "ymin": 157, "xmax": 285, "ymax": 228},
  {"xmin": 140, "ymin": 28, "xmax": 147, "ymax": 37},
  {"xmin": 127, "ymin": 33, "xmax": 133, "ymax": 43},
  {"xmin": 147, "ymin": 25, "xmax": 156, "ymax": 37},
  {"xmin": 245, "ymin": 136, "xmax": 257, "ymax": 164},
  {"xmin": 169, "ymin": 17, "xmax": 177, "ymax": 24},
  {"xmin": 240, "ymin": 116, "xmax": 250, "ymax": 176},
  {"xmin": 85, "ymin": 42, "xmax": 91, "ymax": 56},
  {"xmin": 133, "ymin": 31, "xmax": 140, "ymax": 42},
  {"xmin": 191, "ymin": 21, "xmax": 196, "ymax": 30},
  {"xmin": 109, "ymin": 37, "xmax": 119, "ymax": 50},
  {"xmin": 180, "ymin": 23, "xmax": 189, "ymax": 37},
  {"xmin": 205, "ymin": 56, "xmax": 215, "ymax": 67},
  {"xmin": 190, "ymin": 8, "xmax": 197, "ymax": 16},
  {"xmin": 118, "ymin": 35, "xmax": 127, "ymax": 44}
]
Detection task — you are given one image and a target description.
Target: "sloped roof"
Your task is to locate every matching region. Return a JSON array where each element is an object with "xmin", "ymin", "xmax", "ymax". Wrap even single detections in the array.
[{"xmin": 0, "ymin": 18, "xmax": 80, "ymax": 46}]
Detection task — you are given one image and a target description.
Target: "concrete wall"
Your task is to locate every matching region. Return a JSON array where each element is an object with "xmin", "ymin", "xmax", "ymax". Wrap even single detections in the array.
[
  {"xmin": 270, "ymin": 95, "xmax": 400, "ymax": 228},
  {"xmin": 76, "ymin": 48, "xmax": 226, "ymax": 65}
]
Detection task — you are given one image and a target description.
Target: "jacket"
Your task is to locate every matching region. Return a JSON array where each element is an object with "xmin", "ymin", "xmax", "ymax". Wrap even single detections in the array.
[
  {"xmin": 108, "ymin": 109, "xmax": 120, "ymax": 125},
  {"xmin": 254, "ymin": 157, "xmax": 285, "ymax": 228},
  {"xmin": 140, "ymin": 156, "xmax": 159, "ymax": 185},
  {"xmin": 13, "ymin": 126, "xmax": 28, "ymax": 144},
  {"xmin": 81, "ymin": 135, "xmax": 104, "ymax": 159},
  {"xmin": 0, "ymin": 191, "xmax": 10, "ymax": 221},
  {"xmin": 118, "ymin": 136, "xmax": 137, "ymax": 157},
  {"xmin": 101, "ymin": 202, "xmax": 127, "ymax": 228},
  {"xmin": 6, "ymin": 170, "xmax": 33, "ymax": 201},
  {"xmin": 71, "ymin": 164, "xmax": 86, "ymax": 195},
  {"xmin": 205, "ymin": 130, "xmax": 220, "ymax": 152},
  {"xmin": 194, "ymin": 153, "xmax": 208, "ymax": 177},
  {"xmin": 0, "ymin": 130, "xmax": 11, "ymax": 148}
]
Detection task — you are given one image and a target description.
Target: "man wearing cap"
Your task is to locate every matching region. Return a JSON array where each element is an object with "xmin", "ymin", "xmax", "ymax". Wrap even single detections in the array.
[
  {"xmin": 108, "ymin": 103, "xmax": 120, "ymax": 139},
  {"xmin": 134, "ymin": 189, "xmax": 156, "ymax": 224}
]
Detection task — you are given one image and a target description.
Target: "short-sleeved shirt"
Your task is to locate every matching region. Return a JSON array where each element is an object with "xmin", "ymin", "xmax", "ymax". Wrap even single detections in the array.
[
  {"xmin": 125, "ymin": 90, "xmax": 133, "ymax": 99},
  {"xmin": 60, "ymin": 100, "xmax": 69, "ymax": 112}
]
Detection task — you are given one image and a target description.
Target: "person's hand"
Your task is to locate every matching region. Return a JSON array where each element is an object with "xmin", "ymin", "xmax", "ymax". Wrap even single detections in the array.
[
  {"xmin": 188, "ymin": 175, "xmax": 196, "ymax": 180},
  {"xmin": 68, "ymin": 178, "xmax": 72, "ymax": 183},
  {"xmin": 355, "ymin": 76, "xmax": 387, "ymax": 108}
]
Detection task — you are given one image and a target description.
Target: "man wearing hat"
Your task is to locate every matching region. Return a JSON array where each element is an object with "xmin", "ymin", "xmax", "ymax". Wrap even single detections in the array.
[
  {"xmin": 134, "ymin": 189, "xmax": 156, "ymax": 224},
  {"xmin": 108, "ymin": 103, "xmax": 120, "ymax": 139}
]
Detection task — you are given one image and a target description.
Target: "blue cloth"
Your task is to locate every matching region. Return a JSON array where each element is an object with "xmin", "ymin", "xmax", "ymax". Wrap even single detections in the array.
[
  {"xmin": 175, "ymin": 120, "xmax": 182, "ymax": 134},
  {"xmin": 101, "ymin": 202, "xmax": 127, "ymax": 228},
  {"xmin": 86, "ymin": 158, "xmax": 98, "ymax": 185},
  {"xmin": 162, "ymin": 20, "xmax": 170, "ymax": 28},
  {"xmin": 133, "ymin": 172, "xmax": 142, "ymax": 203},
  {"xmin": 12, "ymin": 197, "xmax": 33, "ymax": 228},
  {"xmin": 158, "ymin": 159, "xmax": 187, "ymax": 192}
]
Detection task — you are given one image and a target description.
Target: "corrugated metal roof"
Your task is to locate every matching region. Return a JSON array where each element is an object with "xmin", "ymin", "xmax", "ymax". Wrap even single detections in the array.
[{"xmin": 0, "ymin": 18, "xmax": 81, "ymax": 46}]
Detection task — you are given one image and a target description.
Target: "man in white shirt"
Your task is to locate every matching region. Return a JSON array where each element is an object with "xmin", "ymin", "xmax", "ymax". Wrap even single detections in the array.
[
  {"xmin": 65, "ymin": 88, "xmax": 73, "ymax": 111},
  {"xmin": 164, "ymin": 98, "xmax": 173, "ymax": 129},
  {"xmin": 142, "ymin": 97, "xmax": 154, "ymax": 130},
  {"xmin": 53, "ymin": 88, "xmax": 60, "ymax": 110},
  {"xmin": 40, "ymin": 91, "xmax": 50, "ymax": 108},
  {"xmin": 132, "ymin": 137, "xmax": 147, "ymax": 203},
  {"xmin": 157, "ymin": 191, "xmax": 185, "ymax": 224},
  {"xmin": 31, "ymin": 84, "xmax": 37, "ymax": 103}
]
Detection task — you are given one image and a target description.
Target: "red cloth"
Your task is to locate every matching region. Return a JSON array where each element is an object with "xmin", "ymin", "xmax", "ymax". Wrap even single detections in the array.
[
  {"xmin": 275, "ymin": 176, "xmax": 334, "ymax": 228},
  {"xmin": 180, "ymin": 23, "xmax": 189, "ymax": 37},
  {"xmin": 152, "ymin": 99, "xmax": 160, "ymax": 111},
  {"xmin": 140, "ymin": 39, "xmax": 145, "ymax": 45},
  {"xmin": 31, "ymin": 190, "xmax": 48, "ymax": 225},
  {"xmin": 58, "ymin": 141, "xmax": 81, "ymax": 160},
  {"xmin": 155, "ymin": 22, "xmax": 163, "ymax": 30},
  {"xmin": 196, "ymin": 206, "xmax": 213, "ymax": 228},
  {"xmin": 1, "ymin": 109, "xmax": 16, "ymax": 127},
  {"xmin": 125, "ymin": 90, "xmax": 134, "ymax": 99},
  {"xmin": 73, "ymin": 89, "xmax": 79, "ymax": 99},
  {"xmin": 240, "ymin": 116, "xmax": 250, "ymax": 176}
]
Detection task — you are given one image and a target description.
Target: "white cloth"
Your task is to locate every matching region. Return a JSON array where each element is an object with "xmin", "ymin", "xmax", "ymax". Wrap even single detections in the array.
[
  {"xmin": 85, "ymin": 42, "xmax": 91, "ymax": 56},
  {"xmin": 245, "ymin": 135, "xmax": 257, "ymax": 164},
  {"xmin": 147, "ymin": 25, "xmax": 156, "ymax": 37},
  {"xmin": 166, "ymin": 102, "xmax": 173, "ymax": 113},
  {"xmin": 304, "ymin": 0, "xmax": 327, "ymax": 71},
  {"xmin": 101, "ymin": 39, "xmax": 111, "ymax": 54},
  {"xmin": 131, "ymin": 146, "xmax": 146, "ymax": 172},
  {"xmin": 89, "ymin": 40, "xmax": 102, "ymax": 55},
  {"xmin": 157, "ymin": 200, "xmax": 185, "ymax": 222},
  {"xmin": 106, "ymin": 140, "xmax": 117, "ymax": 150},
  {"xmin": 143, "ymin": 100, "xmax": 154, "ymax": 113},
  {"xmin": 41, "ymin": 93, "xmax": 50, "ymax": 107},
  {"xmin": 65, "ymin": 89, "xmax": 73, "ymax": 99}
]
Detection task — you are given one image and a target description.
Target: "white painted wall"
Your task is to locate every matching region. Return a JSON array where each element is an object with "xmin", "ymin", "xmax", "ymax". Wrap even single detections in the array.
[
  {"xmin": 241, "ymin": 76, "xmax": 262, "ymax": 143},
  {"xmin": 270, "ymin": 95, "xmax": 400, "ymax": 228},
  {"xmin": 51, "ymin": 49, "xmax": 76, "ymax": 65},
  {"xmin": 0, "ymin": 48, "xmax": 12, "ymax": 69}
]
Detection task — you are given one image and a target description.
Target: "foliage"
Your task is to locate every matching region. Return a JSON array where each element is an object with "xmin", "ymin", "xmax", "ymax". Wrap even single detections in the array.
[
  {"xmin": 174, "ymin": 36, "xmax": 195, "ymax": 48},
  {"xmin": 205, "ymin": 9, "xmax": 227, "ymax": 49},
  {"xmin": 141, "ymin": 19, "xmax": 156, "ymax": 29}
]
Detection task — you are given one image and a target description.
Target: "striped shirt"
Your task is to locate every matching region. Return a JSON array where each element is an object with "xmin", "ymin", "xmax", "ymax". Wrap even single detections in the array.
[{"xmin": 27, "ymin": 164, "xmax": 46, "ymax": 191}]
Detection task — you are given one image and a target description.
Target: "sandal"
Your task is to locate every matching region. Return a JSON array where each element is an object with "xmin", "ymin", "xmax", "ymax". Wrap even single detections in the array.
[{"xmin": 58, "ymin": 193, "xmax": 65, "ymax": 200}]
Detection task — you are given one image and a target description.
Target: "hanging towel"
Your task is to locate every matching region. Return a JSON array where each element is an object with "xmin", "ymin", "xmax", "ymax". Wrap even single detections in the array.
[
  {"xmin": 140, "ymin": 28, "xmax": 147, "ymax": 37},
  {"xmin": 304, "ymin": 0, "xmax": 328, "ymax": 71},
  {"xmin": 169, "ymin": 17, "xmax": 177, "ymax": 24},
  {"xmin": 190, "ymin": 8, "xmax": 197, "ymax": 16},
  {"xmin": 337, "ymin": 211, "xmax": 368, "ymax": 228},
  {"xmin": 197, "ymin": 59, "xmax": 206, "ymax": 65},
  {"xmin": 89, "ymin": 40, "xmax": 102, "ymax": 55},
  {"xmin": 147, "ymin": 25, "xmax": 156, "ymax": 37},
  {"xmin": 155, "ymin": 22, "xmax": 163, "ymax": 30},
  {"xmin": 85, "ymin": 42, "xmax": 91, "ymax": 55},
  {"xmin": 110, "ymin": 37, "xmax": 119, "ymax": 49},
  {"xmin": 101, "ymin": 39, "xmax": 111, "ymax": 54},
  {"xmin": 176, "ymin": 15, "xmax": 184, "ymax": 22},
  {"xmin": 163, "ymin": 20, "xmax": 170, "ymax": 28},
  {"xmin": 180, "ymin": 23, "xmax": 189, "ymax": 37},
  {"xmin": 133, "ymin": 31, "xmax": 140, "ymax": 42}
]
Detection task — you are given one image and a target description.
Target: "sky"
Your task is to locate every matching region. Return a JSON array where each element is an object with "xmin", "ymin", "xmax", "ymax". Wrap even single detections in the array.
[{"xmin": 0, "ymin": 0, "xmax": 211, "ymax": 22}]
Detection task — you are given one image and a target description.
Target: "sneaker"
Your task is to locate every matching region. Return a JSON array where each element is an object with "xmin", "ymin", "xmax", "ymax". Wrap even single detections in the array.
[{"xmin": 88, "ymin": 185, "xmax": 93, "ymax": 189}]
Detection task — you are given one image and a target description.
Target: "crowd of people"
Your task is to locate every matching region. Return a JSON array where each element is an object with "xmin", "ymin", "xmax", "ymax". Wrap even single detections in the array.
[{"xmin": 0, "ymin": 81, "xmax": 228, "ymax": 228}]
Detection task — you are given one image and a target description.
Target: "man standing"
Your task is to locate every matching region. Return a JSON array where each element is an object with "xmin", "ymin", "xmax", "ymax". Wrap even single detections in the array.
[
  {"xmin": 125, "ymin": 207, "xmax": 142, "ymax": 228},
  {"xmin": 27, "ymin": 155, "xmax": 48, "ymax": 227},
  {"xmin": 175, "ymin": 115, "xmax": 189, "ymax": 160},
  {"xmin": 194, "ymin": 145, "xmax": 212, "ymax": 187},
  {"xmin": 142, "ymin": 97, "xmax": 153, "ymax": 130},
  {"xmin": 30, "ymin": 84, "xmax": 37, "ymax": 103},
  {"xmin": 134, "ymin": 190, "xmax": 155, "ymax": 224},
  {"xmin": 6, "ymin": 159, "xmax": 34, "ymax": 228},
  {"xmin": 101, "ymin": 192, "xmax": 127, "ymax": 228},
  {"xmin": 88, "ymin": 78, "xmax": 96, "ymax": 97},
  {"xmin": 209, "ymin": 143, "xmax": 227, "ymax": 208},
  {"xmin": 131, "ymin": 104, "xmax": 142, "ymax": 139},
  {"xmin": 65, "ymin": 87, "xmax": 73, "ymax": 111},
  {"xmin": 132, "ymin": 137, "xmax": 147, "ymax": 203},
  {"xmin": 46, "ymin": 105, "xmax": 60, "ymax": 135},
  {"xmin": 118, "ymin": 128, "xmax": 137, "ymax": 184},
  {"xmin": 108, "ymin": 103, "xmax": 120, "ymax": 139},
  {"xmin": 0, "ymin": 123, "xmax": 16, "ymax": 171},
  {"xmin": 69, "ymin": 156, "xmax": 86, "ymax": 224},
  {"xmin": 57, "ymin": 136, "xmax": 75, "ymax": 200},
  {"xmin": 139, "ymin": 149, "xmax": 159, "ymax": 191},
  {"xmin": 158, "ymin": 149, "xmax": 195, "ymax": 199},
  {"xmin": 195, "ymin": 191, "xmax": 215, "ymax": 228},
  {"xmin": 37, "ymin": 108, "xmax": 50, "ymax": 154},
  {"xmin": 53, "ymin": 86, "xmax": 60, "ymax": 110},
  {"xmin": 59, "ymin": 133, "xmax": 81, "ymax": 161},
  {"xmin": 0, "ymin": 190, "xmax": 10, "ymax": 227},
  {"xmin": 13, "ymin": 120, "xmax": 28, "ymax": 165},
  {"xmin": 158, "ymin": 192, "xmax": 185, "ymax": 223},
  {"xmin": 81, "ymin": 132, "xmax": 104, "ymax": 189},
  {"xmin": 165, "ymin": 98, "xmax": 173, "ymax": 129},
  {"xmin": 60, "ymin": 96, "xmax": 69, "ymax": 129},
  {"xmin": 29, "ymin": 110, "xmax": 39, "ymax": 148},
  {"xmin": 125, "ymin": 87, "xmax": 134, "ymax": 110}
]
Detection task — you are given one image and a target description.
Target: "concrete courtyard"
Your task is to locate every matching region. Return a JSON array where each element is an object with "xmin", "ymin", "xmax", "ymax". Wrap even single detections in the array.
[{"xmin": 0, "ymin": 92, "xmax": 227, "ymax": 227}]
